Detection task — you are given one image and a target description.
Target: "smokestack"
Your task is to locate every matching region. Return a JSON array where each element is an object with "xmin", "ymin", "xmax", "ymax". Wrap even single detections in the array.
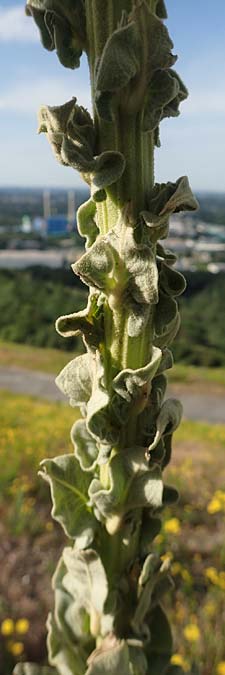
[
  {"xmin": 43, "ymin": 190, "xmax": 51, "ymax": 220},
  {"xmin": 67, "ymin": 190, "xmax": 76, "ymax": 229}
]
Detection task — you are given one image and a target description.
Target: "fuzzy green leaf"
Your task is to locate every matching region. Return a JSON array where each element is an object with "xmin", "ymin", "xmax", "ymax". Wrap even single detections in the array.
[
  {"xmin": 86, "ymin": 640, "xmax": 130, "ymax": 675},
  {"xmin": 95, "ymin": 5, "xmax": 176, "ymax": 119},
  {"xmin": 157, "ymin": 243, "xmax": 177, "ymax": 267},
  {"xmin": 147, "ymin": 398, "xmax": 183, "ymax": 453},
  {"xmin": 74, "ymin": 239, "xmax": 115, "ymax": 290},
  {"xmin": 96, "ymin": 22, "xmax": 140, "ymax": 93},
  {"xmin": 93, "ymin": 151, "xmax": 126, "ymax": 189},
  {"xmin": 47, "ymin": 612, "xmax": 86, "ymax": 675},
  {"xmin": 159, "ymin": 263, "xmax": 186, "ymax": 297},
  {"xmin": 154, "ymin": 312, "xmax": 181, "ymax": 349},
  {"xmin": 38, "ymin": 99, "xmax": 94, "ymax": 171},
  {"xmin": 74, "ymin": 224, "xmax": 158, "ymax": 338},
  {"xmin": 63, "ymin": 548, "xmax": 108, "ymax": 630},
  {"xmin": 77, "ymin": 198, "xmax": 99, "ymax": 248},
  {"xmin": 149, "ymin": 176, "xmax": 199, "ymax": 217},
  {"xmin": 143, "ymin": 69, "xmax": 188, "ymax": 133},
  {"xmin": 26, "ymin": 0, "xmax": 85, "ymax": 69},
  {"xmin": 39, "ymin": 454, "xmax": 95, "ymax": 546},
  {"xmin": 113, "ymin": 347, "xmax": 162, "ymax": 403},
  {"xmin": 89, "ymin": 447, "xmax": 163, "ymax": 525},
  {"xmin": 71, "ymin": 419, "xmax": 99, "ymax": 472},
  {"xmin": 132, "ymin": 555, "xmax": 172, "ymax": 637},
  {"xmin": 56, "ymin": 354, "xmax": 93, "ymax": 407},
  {"xmin": 155, "ymin": 292, "xmax": 178, "ymax": 338},
  {"xmin": 56, "ymin": 294, "xmax": 104, "ymax": 348}
]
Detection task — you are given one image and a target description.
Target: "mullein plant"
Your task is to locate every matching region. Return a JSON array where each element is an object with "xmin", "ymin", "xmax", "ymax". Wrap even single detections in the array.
[{"xmin": 15, "ymin": 2, "xmax": 198, "ymax": 674}]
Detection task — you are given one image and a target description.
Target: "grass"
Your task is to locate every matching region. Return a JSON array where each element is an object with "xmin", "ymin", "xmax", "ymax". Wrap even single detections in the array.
[
  {"xmin": 1, "ymin": 340, "xmax": 225, "ymax": 390},
  {"xmin": 0, "ymin": 340, "xmax": 72, "ymax": 375},
  {"xmin": 0, "ymin": 392, "xmax": 225, "ymax": 674}
]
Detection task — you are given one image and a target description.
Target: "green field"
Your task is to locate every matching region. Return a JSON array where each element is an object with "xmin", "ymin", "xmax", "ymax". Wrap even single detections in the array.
[{"xmin": 0, "ymin": 389, "xmax": 225, "ymax": 674}]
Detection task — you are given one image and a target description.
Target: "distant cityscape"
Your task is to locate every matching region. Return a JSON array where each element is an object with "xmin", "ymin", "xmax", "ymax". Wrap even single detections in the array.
[{"xmin": 0, "ymin": 188, "xmax": 225, "ymax": 273}]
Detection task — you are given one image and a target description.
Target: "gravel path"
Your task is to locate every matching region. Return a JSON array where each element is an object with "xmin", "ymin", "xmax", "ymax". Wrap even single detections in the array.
[{"xmin": 0, "ymin": 365, "xmax": 225, "ymax": 424}]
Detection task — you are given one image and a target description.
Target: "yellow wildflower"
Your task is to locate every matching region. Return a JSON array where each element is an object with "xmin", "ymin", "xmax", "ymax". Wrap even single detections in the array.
[
  {"xmin": 204, "ymin": 601, "xmax": 216, "ymax": 618},
  {"xmin": 1, "ymin": 618, "xmax": 14, "ymax": 636},
  {"xmin": 171, "ymin": 654, "xmax": 190, "ymax": 672},
  {"xmin": 207, "ymin": 490, "xmax": 225, "ymax": 514},
  {"xmin": 8, "ymin": 641, "xmax": 24, "ymax": 656},
  {"xmin": 45, "ymin": 521, "xmax": 53, "ymax": 532},
  {"xmin": 205, "ymin": 567, "xmax": 219, "ymax": 585},
  {"xmin": 183, "ymin": 623, "xmax": 200, "ymax": 642},
  {"xmin": 164, "ymin": 518, "xmax": 181, "ymax": 535},
  {"xmin": 217, "ymin": 663, "xmax": 225, "ymax": 675},
  {"xmin": 15, "ymin": 618, "xmax": 30, "ymax": 634},
  {"xmin": 207, "ymin": 497, "xmax": 223, "ymax": 514}
]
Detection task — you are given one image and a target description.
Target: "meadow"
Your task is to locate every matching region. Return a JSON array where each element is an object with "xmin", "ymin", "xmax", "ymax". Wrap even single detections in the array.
[{"xmin": 0, "ymin": 383, "xmax": 225, "ymax": 675}]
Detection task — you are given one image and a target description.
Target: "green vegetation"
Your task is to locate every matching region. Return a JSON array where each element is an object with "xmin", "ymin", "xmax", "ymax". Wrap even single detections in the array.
[
  {"xmin": 1, "ymin": 269, "xmax": 225, "ymax": 367},
  {"xmin": 0, "ymin": 269, "xmax": 86, "ymax": 351},
  {"xmin": 174, "ymin": 274, "xmax": 225, "ymax": 367},
  {"xmin": 10, "ymin": 0, "xmax": 222, "ymax": 673},
  {"xmin": 0, "ymin": 391, "xmax": 225, "ymax": 675}
]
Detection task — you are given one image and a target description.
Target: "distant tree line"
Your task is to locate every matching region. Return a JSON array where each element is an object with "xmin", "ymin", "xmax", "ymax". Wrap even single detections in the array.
[{"xmin": 0, "ymin": 268, "xmax": 224, "ymax": 366}]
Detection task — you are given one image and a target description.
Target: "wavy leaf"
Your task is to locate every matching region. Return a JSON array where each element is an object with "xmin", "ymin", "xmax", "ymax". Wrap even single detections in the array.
[
  {"xmin": 155, "ymin": 292, "xmax": 178, "ymax": 338},
  {"xmin": 154, "ymin": 311, "xmax": 181, "ymax": 349},
  {"xmin": 93, "ymin": 151, "xmax": 126, "ymax": 189},
  {"xmin": 74, "ymin": 223, "xmax": 158, "ymax": 337},
  {"xmin": 71, "ymin": 419, "xmax": 99, "ymax": 472},
  {"xmin": 77, "ymin": 198, "xmax": 99, "ymax": 248},
  {"xmin": 26, "ymin": 0, "xmax": 85, "ymax": 69},
  {"xmin": 147, "ymin": 398, "xmax": 183, "ymax": 454},
  {"xmin": 96, "ymin": 21, "xmax": 140, "ymax": 93},
  {"xmin": 159, "ymin": 263, "xmax": 186, "ymax": 297},
  {"xmin": 62, "ymin": 547, "xmax": 108, "ymax": 637},
  {"xmin": 47, "ymin": 612, "xmax": 86, "ymax": 675},
  {"xmin": 55, "ymin": 354, "xmax": 93, "ymax": 406},
  {"xmin": 149, "ymin": 176, "xmax": 199, "ymax": 217},
  {"xmin": 39, "ymin": 454, "xmax": 96, "ymax": 546},
  {"xmin": 89, "ymin": 447, "xmax": 163, "ymax": 527},
  {"xmin": 113, "ymin": 347, "xmax": 162, "ymax": 402},
  {"xmin": 132, "ymin": 555, "xmax": 172, "ymax": 637},
  {"xmin": 95, "ymin": 5, "xmax": 176, "ymax": 118},
  {"xmin": 74, "ymin": 239, "xmax": 115, "ymax": 290},
  {"xmin": 56, "ymin": 293, "xmax": 104, "ymax": 348},
  {"xmin": 143, "ymin": 69, "xmax": 188, "ymax": 133},
  {"xmin": 86, "ymin": 639, "xmax": 130, "ymax": 675}
]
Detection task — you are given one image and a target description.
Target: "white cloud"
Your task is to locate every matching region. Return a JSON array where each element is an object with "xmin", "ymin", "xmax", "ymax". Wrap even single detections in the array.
[
  {"xmin": 0, "ymin": 79, "xmax": 91, "ymax": 114},
  {"xmin": 0, "ymin": 6, "xmax": 38, "ymax": 42}
]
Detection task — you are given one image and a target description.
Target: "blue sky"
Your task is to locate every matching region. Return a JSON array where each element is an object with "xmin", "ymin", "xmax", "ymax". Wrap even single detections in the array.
[{"xmin": 0, "ymin": 1, "xmax": 225, "ymax": 191}]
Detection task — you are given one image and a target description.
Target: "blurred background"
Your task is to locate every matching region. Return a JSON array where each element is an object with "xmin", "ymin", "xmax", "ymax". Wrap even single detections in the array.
[{"xmin": 0, "ymin": 1, "xmax": 225, "ymax": 674}]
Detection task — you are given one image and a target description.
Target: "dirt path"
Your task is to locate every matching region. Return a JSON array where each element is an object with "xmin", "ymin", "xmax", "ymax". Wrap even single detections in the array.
[{"xmin": 0, "ymin": 365, "xmax": 225, "ymax": 424}]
